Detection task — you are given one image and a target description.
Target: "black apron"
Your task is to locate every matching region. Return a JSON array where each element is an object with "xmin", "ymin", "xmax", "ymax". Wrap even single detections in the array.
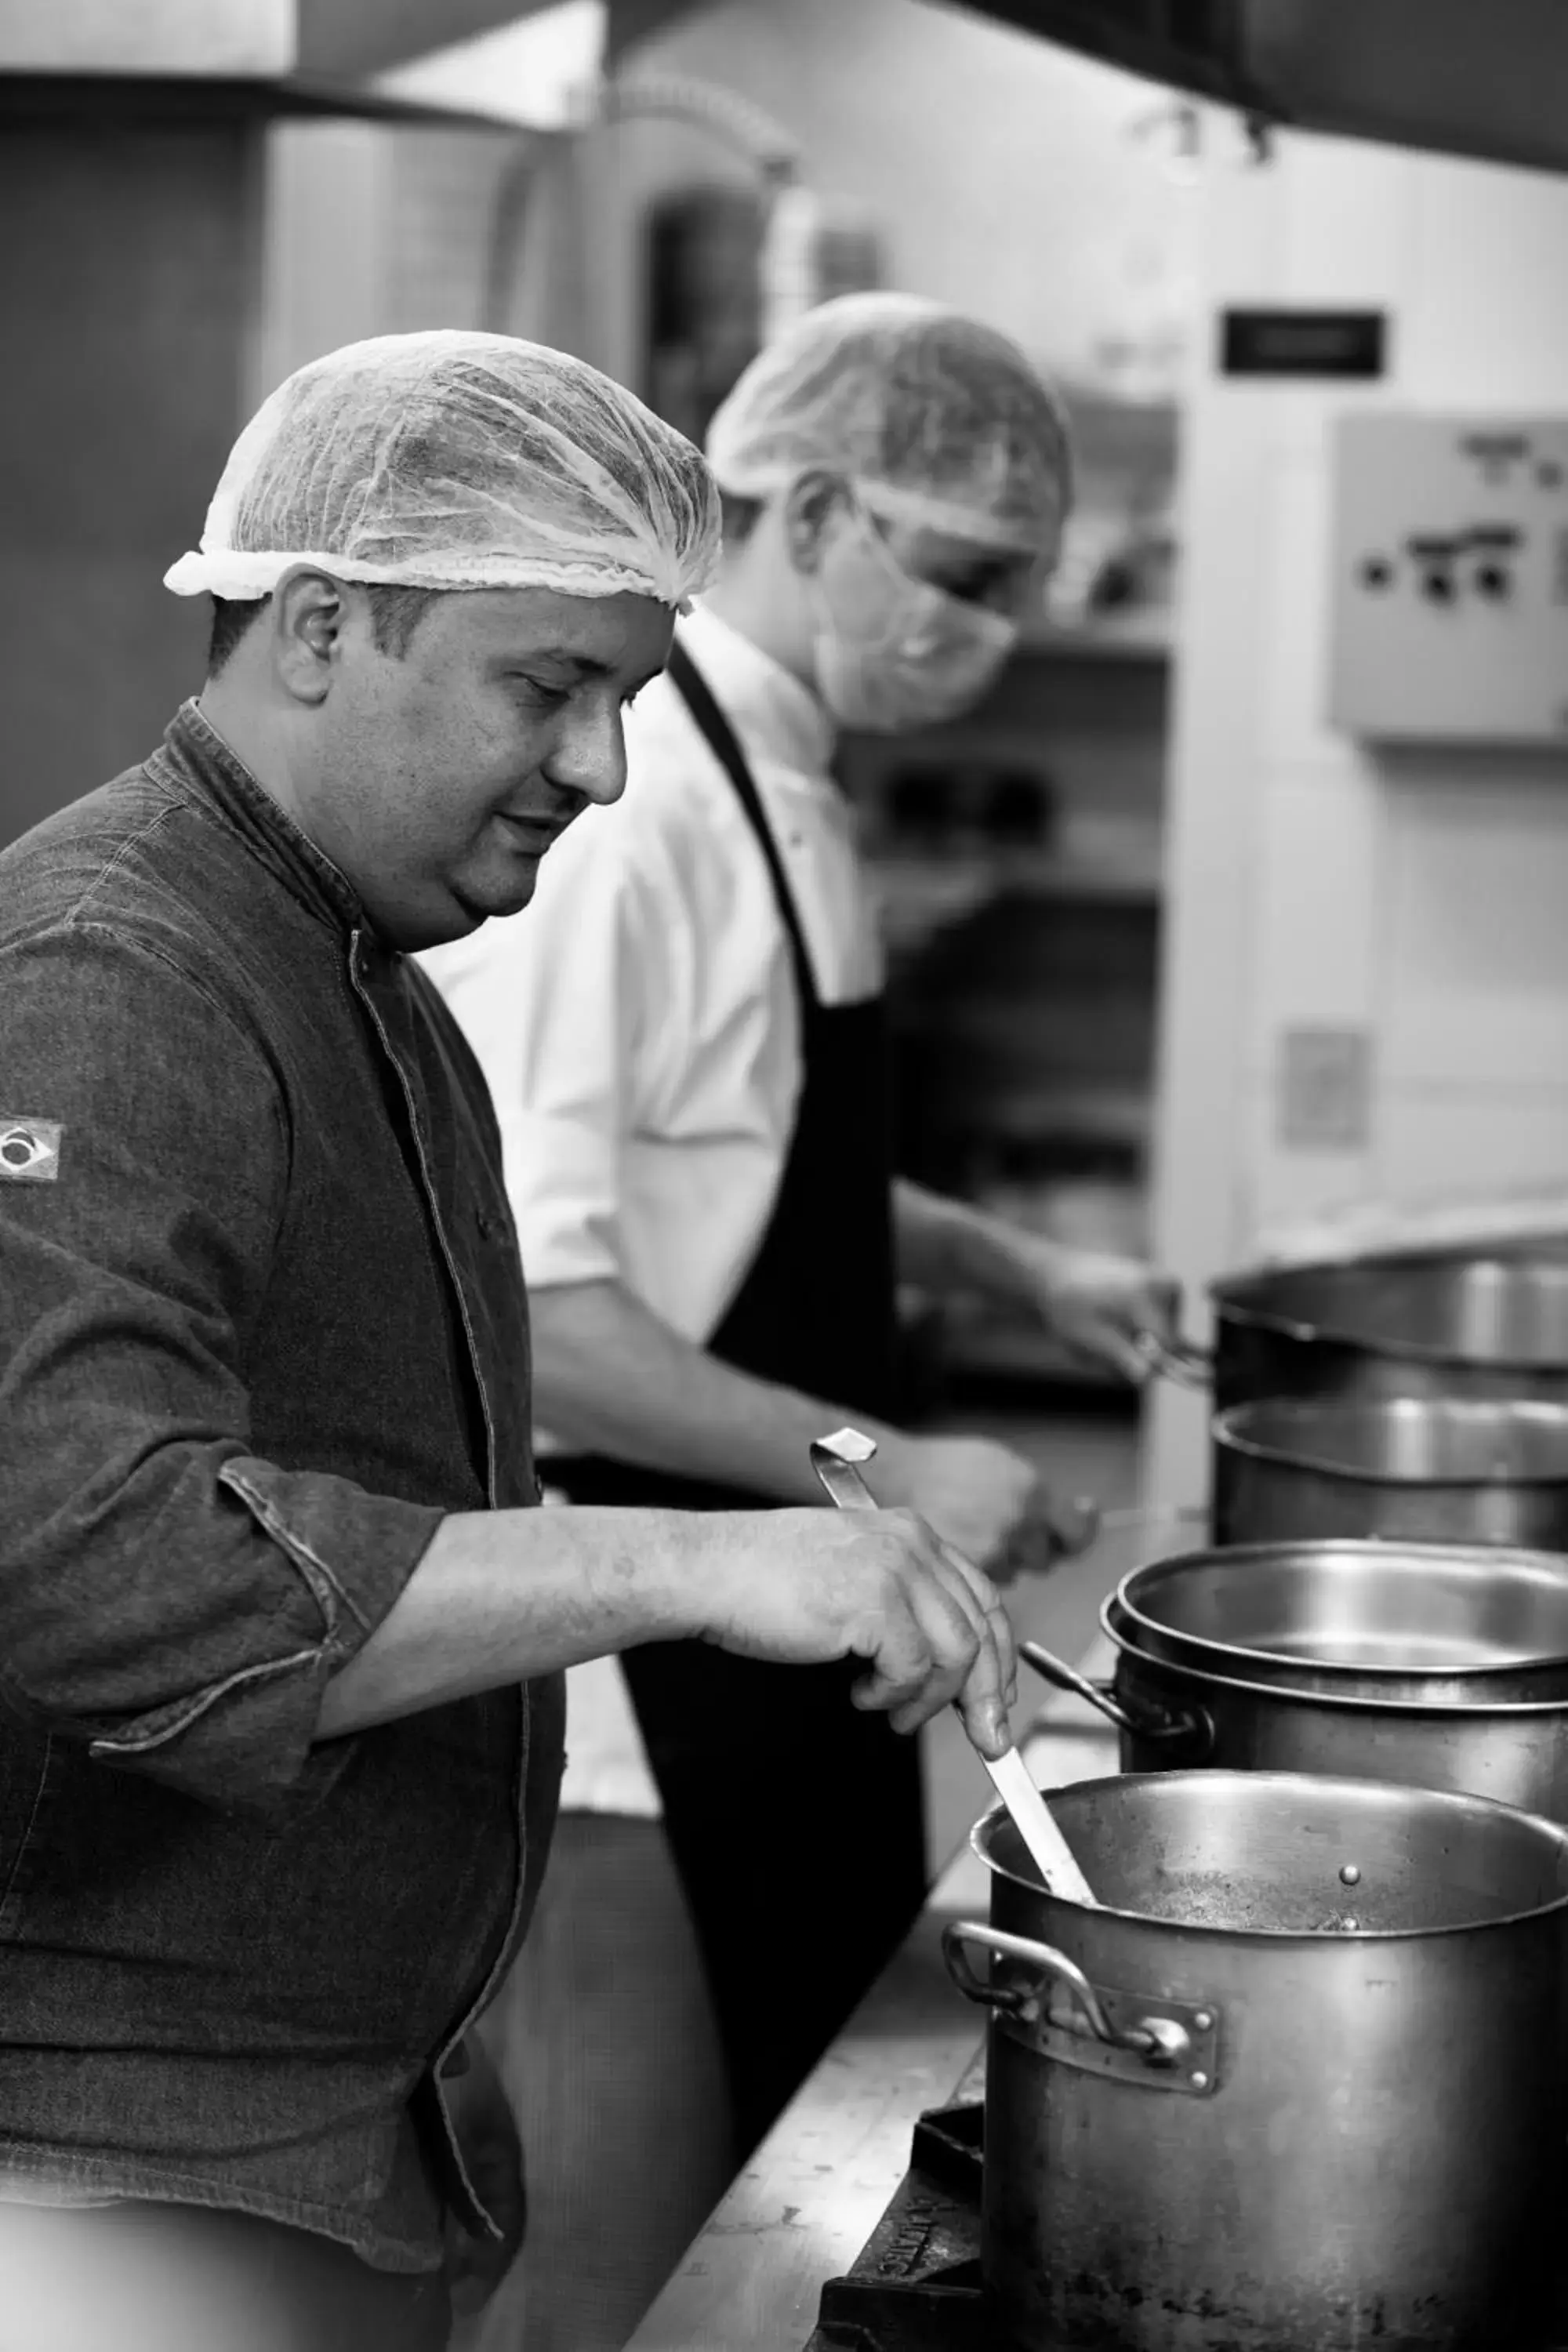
[{"xmin": 547, "ymin": 639, "xmax": 927, "ymax": 2160}]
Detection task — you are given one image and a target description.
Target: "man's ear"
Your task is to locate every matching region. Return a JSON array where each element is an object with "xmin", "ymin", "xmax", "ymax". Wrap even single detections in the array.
[
  {"xmin": 780, "ymin": 470, "xmax": 854, "ymax": 579},
  {"xmin": 270, "ymin": 568, "xmax": 350, "ymax": 706}
]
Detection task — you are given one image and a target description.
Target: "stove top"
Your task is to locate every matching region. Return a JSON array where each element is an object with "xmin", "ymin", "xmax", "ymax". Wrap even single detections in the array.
[
  {"xmin": 804, "ymin": 2056, "xmax": 1568, "ymax": 2352},
  {"xmin": 804, "ymin": 2060, "xmax": 988, "ymax": 2352}
]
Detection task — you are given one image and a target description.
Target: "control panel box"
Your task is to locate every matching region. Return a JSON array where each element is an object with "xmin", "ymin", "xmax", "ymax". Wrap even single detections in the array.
[{"xmin": 1328, "ymin": 412, "xmax": 1568, "ymax": 744}]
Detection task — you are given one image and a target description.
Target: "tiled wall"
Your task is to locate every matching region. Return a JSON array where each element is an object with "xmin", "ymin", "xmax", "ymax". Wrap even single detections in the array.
[
  {"xmin": 0, "ymin": 122, "xmax": 258, "ymax": 845},
  {"xmin": 1145, "ymin": 132, "xmax": 1568, "ymax": 1504},
  {"xmin": 248, "ymin": 120, "xmax": 520, "ymax": 409}
]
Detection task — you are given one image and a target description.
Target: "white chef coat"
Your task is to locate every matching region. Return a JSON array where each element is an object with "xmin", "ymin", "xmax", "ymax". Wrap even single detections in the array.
[{"xmin": 419, "ymin": 601, "xmax": 883, "ymax": 1817}]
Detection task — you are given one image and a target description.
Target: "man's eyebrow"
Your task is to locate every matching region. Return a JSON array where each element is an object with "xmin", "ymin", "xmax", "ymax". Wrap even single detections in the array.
[
  {"xmin": 497, "ymin": 650, "xmax": 667, "ymax": 695},
  {"xmin": 511, "ymin": 650, "xmax": 613, "ymax": 679}
]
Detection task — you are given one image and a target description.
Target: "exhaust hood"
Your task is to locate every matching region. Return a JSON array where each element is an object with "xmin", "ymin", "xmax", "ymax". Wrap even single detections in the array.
[
  {"xmin": 954, "ymin": 0, "xmax": 1568, "ymax": 177},
  {"xmin": 8, "ymin": 2, "xmax": 1563, "ymax": 170},
  {"xmin": 0, "ymin": 0, "xmax": 537, "ymax": 129}
]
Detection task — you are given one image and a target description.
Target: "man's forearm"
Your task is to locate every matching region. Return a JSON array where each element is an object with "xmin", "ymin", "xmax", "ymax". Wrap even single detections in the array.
[
  {"xmin": 316, "ymin": 1503, "xmax": 708, "ymax": 1739},
  {"xmin": 894, "ymin": 1179, "xmax": 1053, "ymax": 1304},
  {"xmin": 529, "ymin": 1278, "xmax": 909, "ymax": 1505}
]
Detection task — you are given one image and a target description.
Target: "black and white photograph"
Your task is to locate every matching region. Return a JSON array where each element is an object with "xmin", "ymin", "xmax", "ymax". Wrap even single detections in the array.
[{"xmin": 2, "ymin": 3, "xmax": 1567, "ymax": 2347}]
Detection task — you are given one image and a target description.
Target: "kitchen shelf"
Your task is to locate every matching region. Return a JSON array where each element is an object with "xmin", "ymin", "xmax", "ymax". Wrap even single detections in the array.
[
  {"xmin": 871, "ymin": 855, "xmax": 1163, "ymax": 913},
  {"xmin": 909, "ymin": 1085, "xmax": 1152, "ymax": 1153},
  {"xmin": 1018, "ymin": 613, "xmax": 1172, "ymax": 663}
]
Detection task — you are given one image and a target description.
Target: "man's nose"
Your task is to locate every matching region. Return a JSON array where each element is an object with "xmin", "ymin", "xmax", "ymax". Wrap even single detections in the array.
[{"xmin": 546, "ymin": 699, "xmax": 628, "ymax": 808}]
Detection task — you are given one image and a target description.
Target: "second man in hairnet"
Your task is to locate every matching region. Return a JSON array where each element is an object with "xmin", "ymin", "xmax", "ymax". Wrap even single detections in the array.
[{"xmin": 423, "ymin": 295, "xmax": 1178, "ymax": 2190}]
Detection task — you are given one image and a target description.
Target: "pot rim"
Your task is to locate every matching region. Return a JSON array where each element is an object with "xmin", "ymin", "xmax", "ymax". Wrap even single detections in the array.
[
  {"xmin": 1212, "ymin": 1396, "xmax": 1568, "ymax": 1490},
  {"xmin": 1209, "ymin": 1250, "xmax": 1568, "ymax": 1375},
  {"xmin": 970, "ymin": 1767, "xmax": 1568, "ymax": 1940},
  {"xmin": 1105, "ymin": 1598, "xmax": 1568, "ymax": 1716},
  {"xmin": 1115, "ymin": 1539, "xmax": 1568, "ymax": 1685}
]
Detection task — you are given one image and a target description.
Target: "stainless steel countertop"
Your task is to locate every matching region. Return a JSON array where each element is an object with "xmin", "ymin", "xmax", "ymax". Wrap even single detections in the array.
[{"xmin": 625, "ymin": 1632, "xmax": 1120, "ymax": 2352}]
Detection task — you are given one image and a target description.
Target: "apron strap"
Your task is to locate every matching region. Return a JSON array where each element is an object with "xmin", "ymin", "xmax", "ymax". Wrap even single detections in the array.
[{"xmin": 666, "ymin": 637, "xmax": 822, "ymax": 1013}]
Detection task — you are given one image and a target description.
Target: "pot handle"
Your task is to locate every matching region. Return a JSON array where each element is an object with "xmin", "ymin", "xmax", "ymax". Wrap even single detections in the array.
[
  {"xmin": 1019, "ymin": 1639, "xmax": 1210, "ymax": 1754},
  {"xmin": 942, "ymin": 1922, "xmax": 1202, "ymax": 2074},
  {"xmin": 943, "ymin": 1920, "xmax": 1116, "ymax": 2038},
  {"xmin": 1134, "ymin": 1330, "xmax": 1213, "ymax": 1389}
]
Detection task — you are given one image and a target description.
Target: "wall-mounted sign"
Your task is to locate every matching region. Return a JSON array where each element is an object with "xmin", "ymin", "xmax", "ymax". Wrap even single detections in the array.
[{"xmin": 1220, "ymin": 309, "xmax": 1387, "ymax": 379}]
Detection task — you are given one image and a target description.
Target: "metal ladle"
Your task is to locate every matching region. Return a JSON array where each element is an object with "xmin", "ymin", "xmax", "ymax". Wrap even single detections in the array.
[{"xmin": 810, "ymin": 1427, "xmax": 1098, "ymax": 1908}]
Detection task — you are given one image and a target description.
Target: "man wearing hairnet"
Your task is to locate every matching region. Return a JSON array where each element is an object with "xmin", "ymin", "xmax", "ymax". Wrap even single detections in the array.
[
  {"xmin": 424, "ymin": 296, "xmax": 1180, "ymax": 2197},
  {"xmin": 0, "ymin": 329, "xmax": 1020, "ymax": 2351}
]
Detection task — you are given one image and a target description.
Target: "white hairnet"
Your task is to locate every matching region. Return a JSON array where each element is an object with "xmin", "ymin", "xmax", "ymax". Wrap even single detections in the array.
[
  {"xmin": 165, "ymin": 330, "xmax": 721, "ymax": 607},
  {"xmin": 706, "ymin": 293, "xmax": 1070, "ymax": 553}
]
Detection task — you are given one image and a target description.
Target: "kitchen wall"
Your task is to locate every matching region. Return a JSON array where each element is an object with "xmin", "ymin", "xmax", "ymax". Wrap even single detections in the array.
[
  {"xmin": 1146, "ymin": 133, "xmax": 1568, "ymax": 1504},
  {"xmin": 251, "ymin": 0, "xmax": 1195, "ymax": 401},
  {"xmin": 246, "ymin": 118, "xmax": 525, "ymax": 410},
  {"xmin": 0, "ymin": 118, "xmax": 260, "ymax": 846},
  {"xmin": 586, "ymin": 0, "xmax": 1195, "ymax": 393}
]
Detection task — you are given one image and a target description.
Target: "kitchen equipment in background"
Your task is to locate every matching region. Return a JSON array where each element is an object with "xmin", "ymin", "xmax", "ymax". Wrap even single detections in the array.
[
  {"xmin": 644, "ymin": 186, "xmax": 764, "ymax": 452},
  {"xmin": 1023, "ymin": 1605, "xmax": 1568, "ymax": 1824},
  {"xmin": 1254, "ymin": 1194, "xmax": 1568, "ymax": 1269},
  {"xmin": 1203, "ymin": 1249, "xmax": 1568, "ymax": 1410},
  {"xmin": 1042, "ymin": 387, "xmax": 1179, "ymax": 633},
  {"xmin": 1212, "ymin": 1395, "xmax": 1568, "ymax": 1548},
  {"xmin": 887, "ymin": 883, "xmax": 1160, "ymax": 1397},
  {"xmin": 808, "ymin": 1429, "xmax": 1098, "ymax": 1906},
  {"xmin": 874, "ymin": 759, "xmax": 1058, "ymax": 861},
  {"xmin": 945, "ymin": 1769, "xmax": 1568, "ymax": 2352},
  {"xmin": 1329, "ymin": 411, "xmax": 1568, "ymax": 746},
  {"xmin": 942, "ymin": 0, "xmax": 1568, "ymax": 180},
  {"xmin": 1116, "ymin": 1538, "xmax": 1568, "ymax": 1702},
  {"xmin": 644, "ymin": 179, "xmax": 880, "ymax": 451},
  {"xmin": 890, "ymin": 895, "xmax": 1159, "ymax": 1157}
]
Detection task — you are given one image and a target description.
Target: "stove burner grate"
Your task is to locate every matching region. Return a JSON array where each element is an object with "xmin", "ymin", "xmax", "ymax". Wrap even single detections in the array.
[{"xmin": 805, "ymin": 2101, "xmax": 986, "ymax": 2351}]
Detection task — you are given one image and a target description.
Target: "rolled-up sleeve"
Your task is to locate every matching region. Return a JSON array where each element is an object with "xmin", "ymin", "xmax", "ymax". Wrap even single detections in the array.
[
  {"xmin": 0, "ymin": 923, "xmax": 442, "ymax": 1810},
  {"xmin": 423, "ymin": 806, "xmax": 673, "ymax": 1294}
]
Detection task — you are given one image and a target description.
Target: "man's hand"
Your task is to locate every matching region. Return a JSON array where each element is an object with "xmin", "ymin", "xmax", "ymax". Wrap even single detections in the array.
[
  {"xmin": 441, "ymin": 2038, "xmax": 525, "ymax": 2319},
  {"xmin": 693, "ymin": 1504, "xmax": 1018, "ymax": 1755},
  {"xmin": 1007, "ymin": 1243, "xmax": 1181, "ymax": 1385},
  {"xmin": 892, "ymin": 1183, "xmax": 1181, "ymax": 1390},
  {"xmin": 873, "ymin": 1433, "xmax": 1095, "ymax": 1583}
]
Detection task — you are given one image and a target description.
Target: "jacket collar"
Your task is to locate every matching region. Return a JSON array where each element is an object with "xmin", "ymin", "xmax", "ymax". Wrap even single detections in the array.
[{"xmin": 151, "ymin": 699, "xmax": 366, "ymax": 940}]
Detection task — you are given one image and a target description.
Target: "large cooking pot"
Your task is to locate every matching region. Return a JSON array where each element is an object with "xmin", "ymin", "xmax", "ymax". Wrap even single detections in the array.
[
  {"xmin": 1211, "ymin": 1393, "xmax": 1568, "ymax": 1547},
  {"xmin": 944, "ymin": 1770, "xmax": 1568, "ymax": 2351},
  {"xmin": 1205, "ymin": 1249, "xmax": 1568, "ymax": 1410},
  {"xmin": 1116, "ymin": 1537, "xmax": 1568, "ymax": 1703},
  {"xmin": 1023, "ymin": 1613, "xmax": 1568, "ymax": 1819}
]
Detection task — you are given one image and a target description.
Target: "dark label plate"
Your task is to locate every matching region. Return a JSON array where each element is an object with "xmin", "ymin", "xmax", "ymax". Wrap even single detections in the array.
[{"xmin": 1221, "ymin": 308, "xmax": 1388, "ymax": 378}]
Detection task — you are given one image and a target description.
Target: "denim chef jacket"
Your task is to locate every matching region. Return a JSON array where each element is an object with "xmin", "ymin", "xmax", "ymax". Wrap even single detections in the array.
[{"xmin": 0, "ymin": 702, "xmax": 563, "ymax": 2272}]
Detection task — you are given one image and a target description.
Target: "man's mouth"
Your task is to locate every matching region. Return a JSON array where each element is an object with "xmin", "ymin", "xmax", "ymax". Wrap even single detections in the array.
[{"xmin": 495, "ymin": 812, "xmax": 569, "ymax": 855}]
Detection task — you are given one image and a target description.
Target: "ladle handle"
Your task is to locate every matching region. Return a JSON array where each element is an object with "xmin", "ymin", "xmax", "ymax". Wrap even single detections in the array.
[
  {"xmin": 811, "ymin": 1435, "xmax": 1098, "ymax": 1906},
  {"xmin": 1020, "ymin": 1639, "xmax": 1210, "ymax": 1754},
  {"xmin": 809, "ymin": 1443, "xmax": 878, "ymax": 1514}
]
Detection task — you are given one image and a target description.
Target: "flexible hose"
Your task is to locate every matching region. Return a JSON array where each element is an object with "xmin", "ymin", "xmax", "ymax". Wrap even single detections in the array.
[{"xmin": 599, "ymin": 68, "xmax": 801, "ymax": 183}]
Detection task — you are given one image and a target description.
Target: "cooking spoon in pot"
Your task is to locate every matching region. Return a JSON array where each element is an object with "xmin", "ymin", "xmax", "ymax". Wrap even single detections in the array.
[{"xmin": 810, "ymin": 1428, "xmax": 1098, "ymax": 1908}]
